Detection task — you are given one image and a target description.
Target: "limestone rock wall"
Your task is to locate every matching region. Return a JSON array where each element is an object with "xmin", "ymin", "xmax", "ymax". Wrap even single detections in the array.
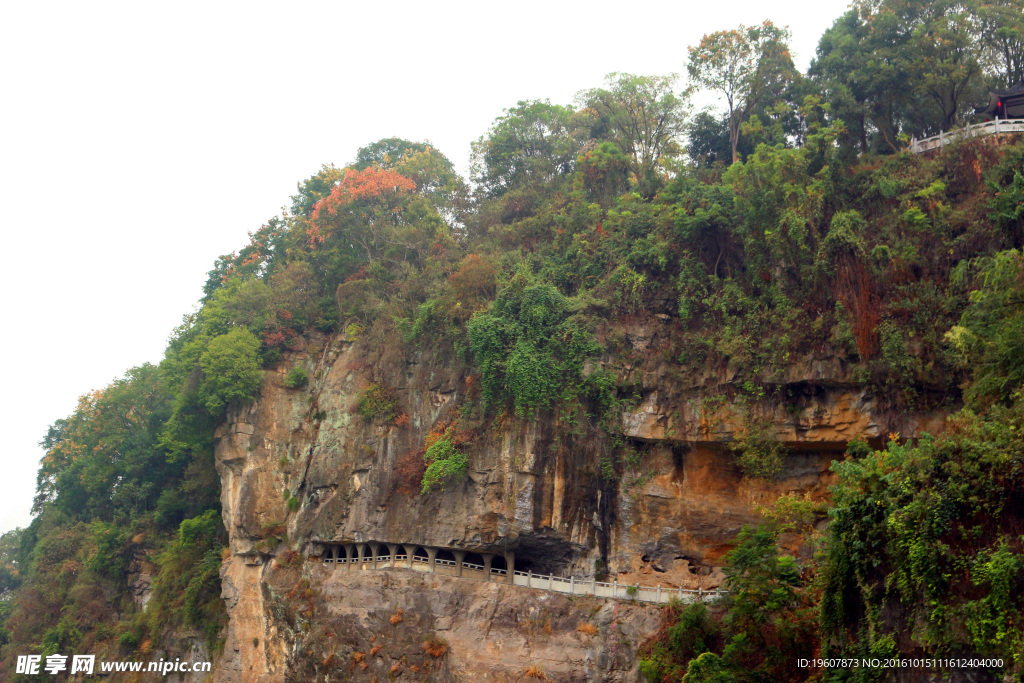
[{"xmin": 211, "ymin": 323, "xmax": 949, "ymax": 681}]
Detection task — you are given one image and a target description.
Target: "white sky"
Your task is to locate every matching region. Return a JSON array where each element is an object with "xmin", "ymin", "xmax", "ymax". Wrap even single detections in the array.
[{"xmin": 0, "ymin": 0, "xmax": 852, "ymax": 534}]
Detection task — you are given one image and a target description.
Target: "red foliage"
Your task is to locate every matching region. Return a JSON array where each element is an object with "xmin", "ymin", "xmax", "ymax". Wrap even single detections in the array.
[
  {"xmin": 449, "ymin": 255, "xmax": 496, "ymax": 304},
  {"xmin": 835, "ymin": 255, "xmax": 880, "ymax": 358},
  {"xmin": 345, "ymin": 266, "xmax": 370, "ymax": 282},
  {"xmin": 307, "ymin": 167, "xmax": 416, "ymax": 244},
  {"xmin": 394, "ymin": 448, "xmax": 427, "ymax": 496},
  {"xmin": 263, "ymin": 331, "xmax": 287, "ymax": 347}
]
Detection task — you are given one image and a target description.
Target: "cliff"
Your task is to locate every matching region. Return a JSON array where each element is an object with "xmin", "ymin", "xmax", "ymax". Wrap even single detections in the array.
[{"xmin": 211, "ymin": 319, "xmax": 947, "ymax": 682}]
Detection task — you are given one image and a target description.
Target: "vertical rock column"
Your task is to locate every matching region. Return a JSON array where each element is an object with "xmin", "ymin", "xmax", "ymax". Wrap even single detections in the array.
[
  {"xmin": 453, "ymin": 550, "xmax": 466, "ymax": 577},
  {"xmin": 426, "ymin": 547, "xmax": 438, "ymax": 573},
  {"xmin": 482, "ymin": 554, "xmax": 494, "ymax": 582},
  {"xmin": 370, "ymin": 543, "xmax": 381, "ymax": 570},
  {"xmin": 505, "ymin": 551, "xmax": 516, "ymax": 584},
  {"xmin": 356, "ymin": 543, "xmax": 366, "ymax": 570},
  {"xmin": 387, "ymin": 544, "xmax": 399, "ymax": 568},
  {"xmin": 344, "ymin": 544, "xmax": 355, "ymax": 571},
  {"xmin": 402, "ymin": 545, "xmax": 416, "ymax": 569}
]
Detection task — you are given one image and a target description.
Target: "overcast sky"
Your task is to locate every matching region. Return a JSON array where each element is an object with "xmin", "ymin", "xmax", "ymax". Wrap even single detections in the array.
[{"xmin": 0, "ymin": 0, "xmax": 853, "ymax": 534}]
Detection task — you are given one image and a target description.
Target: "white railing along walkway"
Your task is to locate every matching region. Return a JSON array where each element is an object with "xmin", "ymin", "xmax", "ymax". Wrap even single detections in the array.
[
  {"xmin": 911, "ymin": 118, "xmax": 1024, "ymax": 154},
  {"xmin": 322, "ymin": 553, "xmax": 726, "ymax": 605}
]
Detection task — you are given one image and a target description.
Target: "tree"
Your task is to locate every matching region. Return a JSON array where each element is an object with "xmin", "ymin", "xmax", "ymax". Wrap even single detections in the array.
[
  {"xmin": 290, "ymin": 164, "xmax": 345, "ymax": 218},
  {"xmin": 33, "ymin": 365, "xmax": 176, "ymax": 521},
  {"xmin": 810, "ymin": 6, "xmax": 904, "ymax": 153},
  {"xmin": 978, "ymin": 0, "xmax": 1024, "ymax": 85},
  {"xmin": 197, "ymin": 328, "xmax": 263, "ymax": 414},
  {"xmin": 688, "ymin": 21, "xmax": 796, "ymax": 163},
  {"xmin": 308, "ymin": 166, "xmax": 417, "ymax": 261},
  {"xmin": 471, "ymin": 100, "xmax": 582, "ymax": 197},
  {"xmin": 354, "ymin": 138, "xmax": 467, "ymax": 221},
  {"xmin": 577, "ymin": 73, "xmax": 689, "ymax": 197},
  {"xmin": 721, "ymin": 526, "xmax": 816, "ymax": 678},
  {"xmin": 812, "ymin": 0, "xmax": 1001, "ymax": 151},
  {"xmin": 909, "ymin": 0, "xmax": 985, "ymax": 130},
  {"xmin": 353, "ymin": 137, "xmax": 433, "ymax": 171}
]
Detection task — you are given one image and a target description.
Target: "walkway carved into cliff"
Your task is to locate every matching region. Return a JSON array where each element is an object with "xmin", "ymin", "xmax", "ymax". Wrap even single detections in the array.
[{"xmin": 316, "ymin": 542, "xmax": 725, "ymax": 605}]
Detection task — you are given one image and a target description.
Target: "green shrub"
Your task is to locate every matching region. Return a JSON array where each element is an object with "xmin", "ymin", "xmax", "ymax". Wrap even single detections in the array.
[
  {"xmin": 355, "ymin": 383, "xmax": 398, "ymax": 424},
  {"xmin": 283, "ymin": 366, "xmax": 308, "ymax": 389},
  {"xmin": 467, "ymin": 278, "xmax": 598, "ymax": 416},
  {"xmin": 145, "ymin": 510, "xmax": 226, "ymax": 650},
  {"xmin": 118, "ymin": 631, "xmax": 139, "ymax": 650},
  {"xmin": 729, "ymin": 419, "xmax": 784, "ymax": 480},
  {"xmin": 197, "ymin": 327, "xmax": 264, "ymax": 414},
  {"xmin": 420, "ymin": 438, "xmax": 468, "ymax": 493},
  {"xmin": 822, "ymin": 408, "xmax": 1024, "ymax": 670}
]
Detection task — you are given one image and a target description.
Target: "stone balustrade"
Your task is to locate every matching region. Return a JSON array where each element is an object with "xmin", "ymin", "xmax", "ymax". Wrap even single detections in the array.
[
  {"xmin": 315, "ymin": 542, "xmax": 725, "ymax": 605},
  {"xmin": 911, "ymin": 118, "xmax": 1024, "ymax": 153}
]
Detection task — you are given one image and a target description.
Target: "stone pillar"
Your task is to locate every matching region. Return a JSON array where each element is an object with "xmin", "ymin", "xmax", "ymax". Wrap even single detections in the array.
[
  {"xmin": 356, "ymin": 543, "xmax": 366, "ymax": 570},
  {"xmin": 426, "ymin": 547, "xmax": 439, "ymax": 573},
  {"xmin": 482, "ymin": 553, "xmax": 493, "ymax": 581},
  {"xmin": 453, "ymin": 550, "xmax": 466, "ymax": 577},
  {"xmin": 369, "ymin": 543, "xmax": 381, "ymax": 570},
  {"xmin": 387, "ymin": 544, "xmax": 399, "ymax": 568},
  {"xmin": 344, "ymin": 544, "xmax": 355, "ymax": 571},
  {"xmin": 505, "ymin": 550, "xmax": 516, "ymax": 584},
  {"xmin": 402, "ymin": 544, "xmax": 416, "ymax": 569}
]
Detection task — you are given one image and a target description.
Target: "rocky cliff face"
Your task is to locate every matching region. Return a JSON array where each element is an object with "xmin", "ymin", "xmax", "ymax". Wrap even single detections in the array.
[{"xmin": 211, "ymin": 321, "xmax": 948, "ymax": 682}]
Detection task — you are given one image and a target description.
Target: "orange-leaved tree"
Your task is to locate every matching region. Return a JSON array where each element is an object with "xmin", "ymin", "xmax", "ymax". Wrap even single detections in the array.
[{"xmin": 308, "ymin": 166, "xmax": 417, "ymax": 262}]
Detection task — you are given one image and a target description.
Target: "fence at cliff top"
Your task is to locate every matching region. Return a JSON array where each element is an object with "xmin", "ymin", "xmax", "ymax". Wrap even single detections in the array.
[
  {"xmin": 910, "ymin": 118, "xmax": 1024, "ymax": 154},
  {"xmin": 321, "ymin": 553, "xmax": 727, "ymax": 605}
]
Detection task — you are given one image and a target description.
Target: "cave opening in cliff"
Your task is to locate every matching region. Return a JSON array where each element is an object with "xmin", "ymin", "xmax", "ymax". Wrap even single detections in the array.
[
  {"xmin": 412, "ymin": 547, "xmax": 429, "ymax": 562},
  {"xmin": 464, "ymin": 552, "xmax": 485, "ymax": 569},
  {"xmin": 376, "ymin": 545, "xmax": 392, "ymax": 563},
  {"xmin": 490, "ymin": 555, "xmax": 508, "ymax": 574},
  {"xmin": 512, "ymin": 556, "xmax": 539, "ymax": 574},
  {"xmin": 435, "ymin": 549, "xmax": 456, "ymax": 565}
]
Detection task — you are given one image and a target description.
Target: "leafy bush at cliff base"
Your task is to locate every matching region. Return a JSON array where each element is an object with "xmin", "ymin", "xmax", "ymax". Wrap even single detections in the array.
[
  {"xmin": 820, "ymin": 410, "xmax": 1024, "ymax": 677},
  {"xmin": 638, "ymin": 527, "xmax": 817, "ymax": 682},
  {"xmin": 467, "ymin": 276, "xmax": 598, "ymax": 416},
  {"xmin": 420, "ymin": 437, "xmax": 467, "ymax": 493}
]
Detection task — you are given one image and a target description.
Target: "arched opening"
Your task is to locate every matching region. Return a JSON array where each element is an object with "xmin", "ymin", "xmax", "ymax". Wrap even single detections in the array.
[
  {"xmin": 376, "ymin": 545, "xmax": 392, "ymax": 563},
  {"xmin": 491, "ymin": 555, "xmax": 508, "ymax": 576},
  {"xmin": 464, "ymin": 552, "xmax": 485, "ymax": 571},
  {"xmin": 413, "ymin": 547, "xmax": 429, "ymax": 565},
  {"xmin": 434, "ymin": 549, "xmax": 455, "ymax": 573}
]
